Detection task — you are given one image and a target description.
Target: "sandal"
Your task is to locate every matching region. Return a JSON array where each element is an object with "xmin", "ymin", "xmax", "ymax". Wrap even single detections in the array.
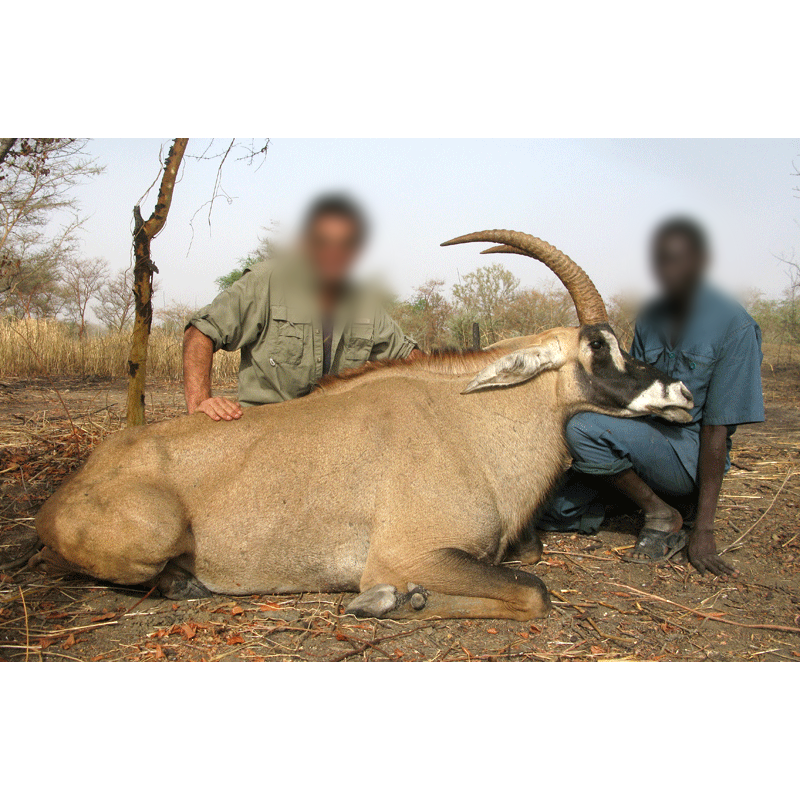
[{"xmin": 622, "ymin": 528, "xmax": 688, "ymax": 564}]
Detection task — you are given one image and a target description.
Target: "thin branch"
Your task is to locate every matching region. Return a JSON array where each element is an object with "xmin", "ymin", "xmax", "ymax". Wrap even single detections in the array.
[
  {"xmin": 720, "ymin": 470, "xmax": 797, "ymax": 554},
  {"xmin": 609, "ymin": 582, "xmax": 800, "ymax": 635}
]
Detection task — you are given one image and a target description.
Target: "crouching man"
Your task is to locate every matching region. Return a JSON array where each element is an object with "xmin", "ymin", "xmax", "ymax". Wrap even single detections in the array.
[
  {"xmin": 183, "ymin": 194, "xmax": 419, "ymax": 419},
  {"xmin": 537, "ymin": 218, "xmax": 765, "ymax": 576}
]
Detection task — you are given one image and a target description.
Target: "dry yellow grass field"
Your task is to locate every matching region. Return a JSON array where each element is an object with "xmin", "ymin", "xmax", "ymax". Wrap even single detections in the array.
[{"xmin": 0, "ymin": 318, "xmax": 239, "ymax": 382}]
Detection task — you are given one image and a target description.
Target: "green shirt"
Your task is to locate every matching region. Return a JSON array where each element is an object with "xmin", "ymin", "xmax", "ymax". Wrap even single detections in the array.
[{"xmin": 188, "ymin": 254, "xmax": 417, "ymax": 406}]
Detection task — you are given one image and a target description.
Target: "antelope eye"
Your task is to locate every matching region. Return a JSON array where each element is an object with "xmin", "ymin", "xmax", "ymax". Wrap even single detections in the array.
[{"xmin": 589, "ymin": 340, "xmax": 604, "ymax": 351}]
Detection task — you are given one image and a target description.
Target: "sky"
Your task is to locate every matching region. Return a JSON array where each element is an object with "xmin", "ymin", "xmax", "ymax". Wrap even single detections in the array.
[{"xmin": 72, "ymin": 139, "xmax": 800, "ymax": 318}]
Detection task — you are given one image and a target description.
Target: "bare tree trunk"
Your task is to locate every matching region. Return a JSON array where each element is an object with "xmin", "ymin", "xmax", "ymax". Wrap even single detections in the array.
[
  {"xmin": 0, "ymin": 138, "xmax": 16, "ymax": 166},
  {"xmin": 126, "ymin": 138, "xmax": 188, "ymax": 426}
]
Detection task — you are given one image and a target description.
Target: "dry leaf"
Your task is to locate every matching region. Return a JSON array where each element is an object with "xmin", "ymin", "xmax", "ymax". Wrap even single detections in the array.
[
  {"xmin": 486, "ymin": 628, "xmax": 498, "ymax": 634},
  {"xmin": 226, "ymin": 634, "xmax": 244, "ymax": 645},
  {"xmin": 62, "ymin": 633, "xmax": 76, "ymax": 650},
  {"xmin": 90, "ymin": 612, "xmax": 116, "ymax": 622},
  {"xmin": 181, "ymin": 623, "xmax": 197, "ymax": 641},
  {"xmin": 231, "ymin": 605, "xmax": 244, "ymax": 616},
  {"xmin": 394, "ymin": 649, "xmax": 404, "ymax": 658},
  {"xmin": 38, "ymin": 637, "xmax": 54, "ymax": 650}
]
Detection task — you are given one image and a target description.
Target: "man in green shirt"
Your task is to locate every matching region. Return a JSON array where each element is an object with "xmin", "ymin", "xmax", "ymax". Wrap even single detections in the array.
[{"xmin": 184, "ymin": 195, "xmax": 419, "ymax": 420}]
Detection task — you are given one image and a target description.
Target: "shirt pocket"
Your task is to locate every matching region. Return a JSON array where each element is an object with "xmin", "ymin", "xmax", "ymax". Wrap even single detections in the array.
[
  {"xmin": 343, "ymin": 321, "xmax": 374, "ymax": 367},
  {"xmin": 678, "ymin": 346, "xmax": 715, "ymax": 408},
  {"xmin": 642, "ymin": 346, "xmax": 670, "ymax": 374},
  {"xmin": 270, "ymin": 305, "xmax": 309, "ymax": 366}
]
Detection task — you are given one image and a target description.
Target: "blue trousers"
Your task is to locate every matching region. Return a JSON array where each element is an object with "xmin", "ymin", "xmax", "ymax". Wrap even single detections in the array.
[{"xmin": 537, "ymin": 413, "xmax": 697, "ymax": 534}]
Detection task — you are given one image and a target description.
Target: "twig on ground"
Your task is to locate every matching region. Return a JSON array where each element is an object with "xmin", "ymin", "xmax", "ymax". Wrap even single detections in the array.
[
  {"xmin": 610, "ymin": 582, "xmax": 800, "ymax": 635},
  {"xmin": 720, "ymin": 470, "xmax": 796, "ymax": 554},
  {"xmin": 19, "ymin": 585, "xmax": 30, "ymax": 662},
  {"xmin": 546, "ymin": 550, "xmax": 617, "ymax": 562}
]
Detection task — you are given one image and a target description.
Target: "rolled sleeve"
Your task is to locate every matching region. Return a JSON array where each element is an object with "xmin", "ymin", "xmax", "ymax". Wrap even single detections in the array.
[
  {"xmin": 702, "ymin": 321, "xmax": 765, "ymax": 426},
  {"xmin": 370, "ymin": 305, "xmax": 418, "ymax": 361},
  {"xmin": 187, "ymin": 270, "xmax": 266, "ymax": 353}
]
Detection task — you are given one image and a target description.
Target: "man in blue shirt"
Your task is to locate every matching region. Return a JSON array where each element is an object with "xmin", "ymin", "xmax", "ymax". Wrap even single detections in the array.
[{"xmin": 537, "ymin": 218, "xmax": 765, "ymax": 577}]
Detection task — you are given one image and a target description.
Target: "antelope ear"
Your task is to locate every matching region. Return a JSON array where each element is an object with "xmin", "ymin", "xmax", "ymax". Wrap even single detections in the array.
[{"xmin": 462, "ymin": 342, "xmax": 564, "ymax": 394}]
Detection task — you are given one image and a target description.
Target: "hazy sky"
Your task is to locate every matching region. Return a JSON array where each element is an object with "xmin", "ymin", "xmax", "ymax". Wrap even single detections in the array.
[{"xmin": 73, "ymin": 139, "xmax": 799, "ymax": 317}]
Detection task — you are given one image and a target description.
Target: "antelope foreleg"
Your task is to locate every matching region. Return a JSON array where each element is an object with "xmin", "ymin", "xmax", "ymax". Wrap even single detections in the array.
[{"xmin": 358, "ymin": 547, "xmax": 552, "ymax": 621}]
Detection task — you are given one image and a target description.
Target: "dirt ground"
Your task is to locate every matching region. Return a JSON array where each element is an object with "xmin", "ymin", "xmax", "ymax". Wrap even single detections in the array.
[{"xmin": 1, "ymin": 366, "xmax": 799, "ymax": 662}]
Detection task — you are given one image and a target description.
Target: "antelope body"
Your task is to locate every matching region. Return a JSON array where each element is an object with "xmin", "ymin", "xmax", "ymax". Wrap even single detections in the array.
[{"xmin": 36, "ymin": 231, "xmax": 694, "ymax": 620}]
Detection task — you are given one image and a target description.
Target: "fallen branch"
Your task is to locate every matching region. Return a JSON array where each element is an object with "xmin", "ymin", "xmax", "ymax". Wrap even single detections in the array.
[
  {"xmin": 332, "ymin": 621, "xmax": 441, "ymax": 662},
  {"xmin": 720, "ymin": 470, "xmax": 796, "ymax": 554},
  {"xmin": 609, "ymin": 582, "xmax": 800, "ymax": 635}
]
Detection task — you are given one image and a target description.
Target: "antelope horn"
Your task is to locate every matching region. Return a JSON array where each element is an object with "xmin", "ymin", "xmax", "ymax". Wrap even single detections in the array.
[
  {"xmin": 441, "ymin": 229, "xmax": 608, "ymax": 326},
  {"xmin": 480, "ymin": 245, "xmax": 529, "ymax": 257}
]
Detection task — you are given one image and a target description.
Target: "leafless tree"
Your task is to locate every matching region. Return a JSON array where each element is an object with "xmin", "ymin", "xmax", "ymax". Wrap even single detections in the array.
[
  {"xmin": 0, "ymin": 139, "xmax": 102, "ymax": 315},
  {"xmin": 156, "ymin": 300, "xmax": 198, "ymax": 335},
  {"xmin": 61, "ymin": 256, "xmax": 109, "ymax": 338},
  {"xmin": 94, "ymin": 266, "xmax": 139, "ymax": 331},
  {"xmin": 127, "ymin": 138, "xmax": 188, "ymax": 426},
  {"xmin": 0, "ymin": 139, "xmax": 16, "ymax": 167},
  {"xmin": 126, "ymin": 137, "xmax": 269, "ymax": 425}
]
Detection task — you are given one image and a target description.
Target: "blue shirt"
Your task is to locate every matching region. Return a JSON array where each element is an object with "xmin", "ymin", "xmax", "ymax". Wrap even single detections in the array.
[{"xmin": 630, "ymin": 282, "xmax": 765, "ymax": 478}]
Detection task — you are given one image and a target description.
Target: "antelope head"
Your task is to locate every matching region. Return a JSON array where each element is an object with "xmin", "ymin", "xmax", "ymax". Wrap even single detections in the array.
[{"xmin": 441, "ymin": 230, "xmax": 694, "ymax": 424}]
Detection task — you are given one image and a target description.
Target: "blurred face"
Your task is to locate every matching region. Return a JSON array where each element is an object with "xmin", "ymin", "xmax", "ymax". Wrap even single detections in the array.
[
  {"xmin": 303, "ymin": 214, "xmax": 362, "ymax": 287},
  {"xmin": 652, "ymin": 232, "xmax": 706, "ymax": 300}
]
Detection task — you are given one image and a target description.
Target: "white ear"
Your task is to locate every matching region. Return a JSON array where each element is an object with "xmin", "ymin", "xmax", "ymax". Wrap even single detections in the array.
[{"xmin": 462, "ymin": 341, "xmax": 564, "ymax": 394}]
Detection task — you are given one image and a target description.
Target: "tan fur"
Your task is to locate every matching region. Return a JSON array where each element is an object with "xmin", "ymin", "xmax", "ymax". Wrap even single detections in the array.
[{"xmin": 35, "ymin": 327, "xmax": 686, "ymax": 621}]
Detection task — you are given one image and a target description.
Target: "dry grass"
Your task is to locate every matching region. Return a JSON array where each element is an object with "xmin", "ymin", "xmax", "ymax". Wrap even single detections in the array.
[{"xmin": 0, "ymin": 318, "xmax": 239, "ymax": 382}]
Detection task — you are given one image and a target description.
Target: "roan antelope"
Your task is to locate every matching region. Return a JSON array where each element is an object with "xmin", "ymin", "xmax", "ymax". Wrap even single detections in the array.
[{"xmin": 35, "ymin": 231, "xmax": 693, "ymax": 620}]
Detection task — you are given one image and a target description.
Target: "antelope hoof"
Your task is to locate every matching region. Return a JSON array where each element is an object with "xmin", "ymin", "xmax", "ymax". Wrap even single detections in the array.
[
  {"xmin": 345, "ymin": 584, "xmax": 401, "ymax": 618},
  {"xmin": 407, "ymin": 583, "xmax": 429, "ymax": 610}
]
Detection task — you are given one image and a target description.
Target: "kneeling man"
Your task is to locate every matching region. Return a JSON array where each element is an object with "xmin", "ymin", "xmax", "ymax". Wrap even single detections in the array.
[
  {"xmin": 538, "ymin": 218, "xmax": 764, "ymax": 576},
  {"xmin": 184, "ymin": 194, "xmax": 419, "ymax": 419}
]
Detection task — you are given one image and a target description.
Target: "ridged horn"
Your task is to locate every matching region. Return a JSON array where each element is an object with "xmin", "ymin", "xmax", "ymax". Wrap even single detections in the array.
[{"xmin": 441, "ymin": 230, "xmax": 608, "ymax": 325}]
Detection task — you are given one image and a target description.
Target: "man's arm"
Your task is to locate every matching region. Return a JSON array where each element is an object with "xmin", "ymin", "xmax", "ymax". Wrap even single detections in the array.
[
  {"xmin": 687, "ymin": 424, "xmax": 735, "ymax": 576},
  {"xmin": 692, "ymin": 318, "xmax": 764, "ymax": 575},
  {"xmin": 370, "ymin": 304, "xmax": 419, "ymax": 361},
  {"xmin": 183, "ymin": 325, "xmax": 242, "ymax": 421}
]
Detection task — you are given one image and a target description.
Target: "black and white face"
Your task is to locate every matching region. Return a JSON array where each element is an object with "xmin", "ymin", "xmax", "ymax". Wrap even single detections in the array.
[
  {"xmin": 462, "ymin": 324, "xmax": 693, "ymax": 423},
  {"xmin": 575, "ymin": 324, "xmax": 693, "ymax": 422}
]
